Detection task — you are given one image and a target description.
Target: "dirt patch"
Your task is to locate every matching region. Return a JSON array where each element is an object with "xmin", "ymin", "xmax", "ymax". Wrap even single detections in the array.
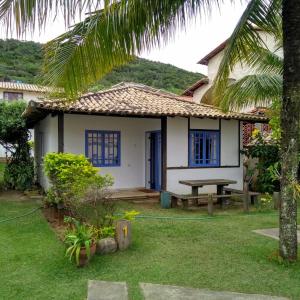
[
  {"xmin": 0, "ymin": 190, "xmax": 31, "ymax": 201},
  {"xmin": 42, "ymin": 207, "xmax": 69, "ymax": 240}
]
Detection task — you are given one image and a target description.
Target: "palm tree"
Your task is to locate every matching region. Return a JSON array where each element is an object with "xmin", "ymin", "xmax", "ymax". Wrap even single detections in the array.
[
  {"xmin": 216, "ymin": 45, "xmax": 282, "ymax": 112},
  {"xmin": 0, "ymin": 0, "xmax": 298, "ymax": 261}
]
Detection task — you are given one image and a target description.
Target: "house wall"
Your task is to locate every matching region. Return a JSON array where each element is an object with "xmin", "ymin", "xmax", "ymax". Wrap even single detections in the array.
[
  {"xmin": 0, "ymin": 89, "xmax": 42, "ymax": 101},
  {"xmin": 193, "ymin": 31, "xmax": 282, "ymax": 110},
  {"xmin": 37, "ymin": 114, "xmax": 243, "ymax": 194},
  {"xmin": 64, "ymin": 114, "xmax": 160, "ymax": 189},
  {"xmin": 166, "ymin": 117, "xmax": 243, "ymax": 193},
  {"xmin": 34, "ymin": 115, "xmax": 58, "ymax": 189}
]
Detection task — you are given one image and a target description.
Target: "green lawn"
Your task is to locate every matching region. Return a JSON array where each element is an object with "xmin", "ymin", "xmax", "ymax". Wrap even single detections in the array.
[
  {"xmin": 1, "ymin": 197, "xmax": 300, "ymax": 299},
  {"xmin": 0, "ymin": 162, "xmax": 5, "ymax": 177}
]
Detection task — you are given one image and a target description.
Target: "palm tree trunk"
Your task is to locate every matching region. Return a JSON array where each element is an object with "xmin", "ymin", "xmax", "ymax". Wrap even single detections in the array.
[{"xmin": 279, "ymin": 0, "xmax": 300, "ymax": 261}]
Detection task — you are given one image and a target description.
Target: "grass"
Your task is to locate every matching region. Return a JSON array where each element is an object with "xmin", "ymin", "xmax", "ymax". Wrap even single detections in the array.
[
  {"xmin": 1, "ymin": 197, "xmax": 300, "ymax": 299},
  {"xmin": 0, "ymin": 162, "xmax": 5, "ymax": 189},
  {"xmin": 0, "ymin": 162, "xmax": 5, "ymax": 177}
]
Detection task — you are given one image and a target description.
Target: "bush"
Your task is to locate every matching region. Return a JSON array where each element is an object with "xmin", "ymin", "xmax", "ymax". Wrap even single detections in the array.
[
  {"xmin": 0, "ymin": 101, "xmax": 34, "ymax": 191},
  {"xmin": 44, "ymin": 152, "xmax": 98, "ymax": 205},
  {"xmin": 243, "ymin": 130, "xmax": 280, "ymax": 193},
  {"xmin": 44, "ymin": 153, "xmax": 114, "ymax": 226}
]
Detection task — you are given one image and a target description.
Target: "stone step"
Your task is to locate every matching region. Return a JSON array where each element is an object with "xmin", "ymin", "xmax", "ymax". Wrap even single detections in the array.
[
  {"xmin": 87, "ymin": 280, "xmax": 128, "ymax": 300},
  {"xmin": 140, "ymin": 283, "xmax": 289, "ymax": 300}
]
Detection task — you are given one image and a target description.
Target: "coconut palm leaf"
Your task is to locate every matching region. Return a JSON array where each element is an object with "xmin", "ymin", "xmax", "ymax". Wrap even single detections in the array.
[
  {"xmin": 213, "ymin": 0, "xmax": 281, "ymax": 102},
  {"xmin": 246, "ymin": 46, "xmax": 283, "ymax": 75},
  {"xmin": 0, "ymin": 0, "xmax": 279, "ymax": 97},
  {"xmin": 0, "ymin": 0, "xmax": 98, "ymax": 35},
  {"xmin": 41, "ymin": 0, "xmax": 230, "ymax": 97},
  {"xmin": 219, "ymin": 73, "xmax": 282, "ymax": 111}
]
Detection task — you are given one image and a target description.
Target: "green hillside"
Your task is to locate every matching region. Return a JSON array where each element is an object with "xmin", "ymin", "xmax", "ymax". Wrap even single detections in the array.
[{"xmin": 0, "ymin": 39, "xmax": 204, "ymax": 94}]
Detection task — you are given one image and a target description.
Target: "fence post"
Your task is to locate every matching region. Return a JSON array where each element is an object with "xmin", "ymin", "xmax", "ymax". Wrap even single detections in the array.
[{"xmin": 207, "ymin": 194, "xmax": 214, "ymax": 216}]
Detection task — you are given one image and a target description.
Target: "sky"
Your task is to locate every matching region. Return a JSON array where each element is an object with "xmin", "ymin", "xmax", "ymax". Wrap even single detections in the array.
[{"xmin": 0, "ymin": 2, "xmax": 248, "ymax": 75}]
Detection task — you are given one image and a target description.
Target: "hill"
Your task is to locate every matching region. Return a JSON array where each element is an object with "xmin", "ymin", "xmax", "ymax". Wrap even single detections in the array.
[{"xmin": 0, "ymin": 39, "xmax": 204, "ymax": 94}]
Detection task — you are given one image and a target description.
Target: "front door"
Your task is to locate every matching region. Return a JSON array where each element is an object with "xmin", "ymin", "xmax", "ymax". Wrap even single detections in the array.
[{"xmin": 149, "ymin": 131, "xmax": 161, "ymax": 191}]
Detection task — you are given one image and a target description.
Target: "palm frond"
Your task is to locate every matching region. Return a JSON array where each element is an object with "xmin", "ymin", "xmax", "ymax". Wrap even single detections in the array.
[
  {"xmin": 245, "ymin": 46, "xmax": 283, "ymax": 75},
  {"xmin": 213, "ymin": 0, "xmax": 281, "ymax": 103},
  {"xmin": 219, "ymin": 73, "xmax": 282, "ymax": 111},
  {"xmin": 41, "ymin": 0, "xmax": 229, "ymax": 97},
  {"xmin": 0, "ymin": 0, "xmax": 98, "ymax": 36}
]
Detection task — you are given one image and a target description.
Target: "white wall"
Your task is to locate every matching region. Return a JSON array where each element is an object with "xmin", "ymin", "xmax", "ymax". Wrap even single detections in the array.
[
  {"xmin": 35, "ymin": 115, "xmax": 58, "ymax": 189},
  {"xmin": 37, "ymin": 114, "xmax": 243, "ymax": 194},
  {"xmin": 64, "ymin": 114, "xmax": 160, "ymax": 190},
  {"xmin": 0, "ymin": 89, "xmax": 42, "ymax": 102},
  {"xmin": 220, "ymin": 119, "xmax": 240, "ymax": 166},
  {"xmin": 193, "ymin": 31, "xmax": 282, "ymax": 109},
  {"xmin": 167, "ymin": 117, "xmax": 188, "ymax": 167},
  {"xmin": 166, "ymin": 117, "xmax": 243, "ymax": 193}
]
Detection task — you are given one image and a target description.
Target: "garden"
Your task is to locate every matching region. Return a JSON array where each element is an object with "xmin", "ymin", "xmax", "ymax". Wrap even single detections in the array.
[
  {"xmin": 2, "ymin": 191, "xmax": 300, "ymax": 299},
  {"xmin": 1, "ymin": 101, "xmax": 300, "ymax": 299}
]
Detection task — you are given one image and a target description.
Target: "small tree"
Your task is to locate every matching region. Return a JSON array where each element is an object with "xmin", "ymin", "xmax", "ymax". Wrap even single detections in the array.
[{"xmin": 0, "ymin": 101, "xmax": 34, "ymax": 190}]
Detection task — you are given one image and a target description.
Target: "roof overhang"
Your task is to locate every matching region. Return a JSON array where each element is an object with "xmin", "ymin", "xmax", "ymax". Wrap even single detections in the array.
[
  {"xmin": 23, "ymin": 83, "xmax": 269, "ymax": 127},
  {"xmin": 198, "ymin": 40, "xmax": 228, "ymax": 65},
  {"xmin": 181, "ymin": 78, "xmax": 209, "ymax": 96}
]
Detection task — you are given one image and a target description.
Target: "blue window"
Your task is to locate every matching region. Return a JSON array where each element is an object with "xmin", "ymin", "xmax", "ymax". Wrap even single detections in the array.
[
  {"xmin": 85, "ymin": 130, "xmax": 121, "ymax": 167},
  {"xmin": 189, "ymin": 130, "xmax": 220, "ymax": 167}
]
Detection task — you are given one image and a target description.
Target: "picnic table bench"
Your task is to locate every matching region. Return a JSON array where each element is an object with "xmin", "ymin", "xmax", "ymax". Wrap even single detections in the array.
[
  {"xmin": 223, "ymin": 187, "xmax": 260, "ymax": 205},
  {"xmin": 168, "ymin": 179, "xmax": 260, "ymax": 213}
]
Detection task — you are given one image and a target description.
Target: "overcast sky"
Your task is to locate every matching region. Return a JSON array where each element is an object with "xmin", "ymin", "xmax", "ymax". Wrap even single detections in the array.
[{"xmin": 0, "ymin": 2, "xmax": 247, "ymax": 75}]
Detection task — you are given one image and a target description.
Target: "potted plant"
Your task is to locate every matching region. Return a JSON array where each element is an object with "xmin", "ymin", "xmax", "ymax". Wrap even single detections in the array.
[{"xmin": 64, "ymin": 218, "xmax": 97, "ymax": 267}]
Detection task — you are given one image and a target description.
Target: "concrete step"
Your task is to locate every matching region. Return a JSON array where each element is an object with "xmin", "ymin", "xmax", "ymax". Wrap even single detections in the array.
[{"xmin": 87, "ymin": 280, "xmax": 128, "ymax": 300}]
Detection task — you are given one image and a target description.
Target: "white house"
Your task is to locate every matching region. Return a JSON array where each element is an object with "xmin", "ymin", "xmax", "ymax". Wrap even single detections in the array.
[
  {"xmin": 23, "ymin": 82, "xmax": 267, "ymax": 194},
  {"xmin": 182, "ymin": 31, "xmax": 281, "ymax": 145},
  {"xmin": 0, "ymin": 81, "xmax": 51, "ymax": 158},
  {"xmin": 182, "ymin": 31, "xmax": 281, "ymax": 107}
]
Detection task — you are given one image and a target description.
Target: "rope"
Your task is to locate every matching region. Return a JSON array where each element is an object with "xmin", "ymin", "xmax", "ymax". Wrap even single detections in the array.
[
  {"xmin": 115, "ymin": 211, "xmax": 279, "ymax": 222},
  {"xmin": 0, "ymin": 206, "xmax": 42, "ymax": 224}
]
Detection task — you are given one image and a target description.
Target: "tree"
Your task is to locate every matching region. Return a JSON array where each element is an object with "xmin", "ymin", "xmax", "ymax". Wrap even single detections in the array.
[
  {"xmin": 0, "ymin": 101, "xmax": 34, "ymax": 190},
  {"xmin": 279, "ymin": 0, "xmax": 300, "ymax": 261},
  {"xmin": 217, "ymin": 46, "xmax": 282, "ymax": 112},
  {"xmin": 0, "ymin": 0, "xmax": 298, "ymax": 261}
]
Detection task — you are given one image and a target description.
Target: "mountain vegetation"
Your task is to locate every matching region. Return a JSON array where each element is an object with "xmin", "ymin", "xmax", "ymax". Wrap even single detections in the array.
[{"xmin": 0, "ymin": 39, "xmax": 203, "ymax": 94}]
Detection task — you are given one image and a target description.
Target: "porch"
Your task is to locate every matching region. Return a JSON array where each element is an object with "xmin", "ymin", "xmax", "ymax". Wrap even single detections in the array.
[{"xmin": 110, "ymin": 187, "xmax": 160, "ymax": 201}]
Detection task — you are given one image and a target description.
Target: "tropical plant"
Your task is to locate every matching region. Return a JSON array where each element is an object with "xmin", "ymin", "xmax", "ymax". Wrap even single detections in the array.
[
  {"xmin": 64, "ymin": 217, "xmax": 96, "ymax": 266},
  {"xmin": 75, "ymin": 173, "xmax": 115, "ymax": 228},
  {"xmin": 243, "ymin": 130, "xmax": 280, "ymax": 193},
  {"xmin": 211, "ymin": 1, "xmax": 299, "ymax": 261},
  {"xmin": 44, "ymin": 152, "xmax": 98, "ymax": 206},
  {"xmin": 0, "ymin": 101, "xmax": 34, "ymax": 190},
  {"xmin": 99, "ymin": 226, "xmax": 116, "ymax": 239},
  {"xmin": 217, "ymin": 46, "xmax": 282, "ymax": 112},
  {"xmin": 0, "ymin": 0, "xmax": 298, "ymax": 262}
]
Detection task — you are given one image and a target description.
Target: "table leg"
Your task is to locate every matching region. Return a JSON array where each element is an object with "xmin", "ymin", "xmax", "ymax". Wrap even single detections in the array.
[
  {"xmin": 192, "ymin": 186, "xmax": 198, "ymax": 206},
  {"xmin": 217, "ymin": 185, "xmax": 224, "ymax": 208}
]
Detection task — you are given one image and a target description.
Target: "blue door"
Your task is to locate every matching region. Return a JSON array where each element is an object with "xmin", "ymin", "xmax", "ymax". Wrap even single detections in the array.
[{"xmin": 150, "ymin": 131, "xmax": 161, "ymax": 191}]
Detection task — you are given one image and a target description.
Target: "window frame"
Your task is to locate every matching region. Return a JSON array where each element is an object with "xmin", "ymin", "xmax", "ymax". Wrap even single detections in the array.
[
  {"xmin": 3, "ymin": 91, "xmax": 23, "ymax": 100},
  {"xmin": 188, "ymin": 129, "xmax": 220, "ymax": 167},
  {"xmin": 85, "ymin": 130, "xmax": 121, "ymax": 167}
]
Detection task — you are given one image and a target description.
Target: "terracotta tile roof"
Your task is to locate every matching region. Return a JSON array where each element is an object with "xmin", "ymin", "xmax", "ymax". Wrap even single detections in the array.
[
  {"xmin": 24, "ymin": 83, "xmax": 268, "ymax": 122},
  {"xmin": 182, "ymin": 77, "xmax": 209, "ymax": 96},
  {"xmin": 0, "ymin": 81, "xmax": 52, "ymax": 93}
]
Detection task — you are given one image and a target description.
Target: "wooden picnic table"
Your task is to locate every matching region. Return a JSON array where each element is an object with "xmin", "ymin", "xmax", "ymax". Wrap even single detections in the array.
[{"xmin": 179, "ymin": 179, "xmax": 237, "ymax": 199}]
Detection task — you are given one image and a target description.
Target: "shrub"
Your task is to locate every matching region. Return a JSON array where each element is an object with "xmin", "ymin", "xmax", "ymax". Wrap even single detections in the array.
[
  {"xmin": 243, "ymin": 131, "xmax": 280, "ymax": 193},
  {"xmin": 44, "ymin": 153, "xmax": 114, "ymax": 225},
  {"xmin": 0, "ymin": 101, "xmax": 34, "ymax": 190},
  {"xmin": 76, "ymin": 174, "xmax": 115, "ymax": 228},
  {"xmin": 44, "ymin": 152, "xmax": 98, "ymax": 205}
]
